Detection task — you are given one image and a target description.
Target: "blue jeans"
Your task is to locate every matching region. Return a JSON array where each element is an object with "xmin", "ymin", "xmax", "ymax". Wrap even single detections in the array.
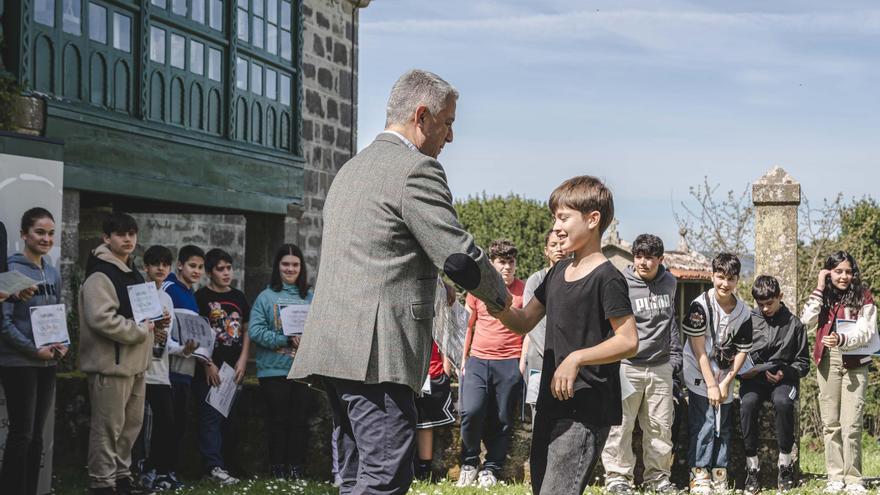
[
  {"xmin": 459, "ymin": 356, "xmax": 523, "ymax": 473},
  {"xmin": 192, "ymin": 366, "xmax": 239, "ymax": 471},
  {"xmin": 687, "ymin": 392, "xmax": 732, "ymax": 468},
  {"xmin": 529, "ymin": 411, "xmax": 610, "ymax": 495}
]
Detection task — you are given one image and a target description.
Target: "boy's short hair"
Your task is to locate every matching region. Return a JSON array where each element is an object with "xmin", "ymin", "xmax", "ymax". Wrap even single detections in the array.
[
  {"xmin": 632, "ymin": 234, "xmax": 664, "ymax": 258},
  {"xmin": 752, "ymin": 275, "xmax": 781, "ymax": 301},
  {"xmin": 488, "ymin": 239, "xmax": 518, "ymax": 261},
  {"xmin": 711, "ymin": 252, "xmax": 741, "ymax": 277},
  {"xmin": 205, "ymin": 248, "xmax": 234, "ymax": 273},
  {"xmin": 102, "ymin": 212, "xmax": 138, "ymax": 236},
  {"xmin": 178, "ymin": 244, "xmax": 205, "ymax": 264},
  {"xmin": 143, "ymin": 245, "xmax": 173, "ymax": 266},
  {"xmin": 548, "ymin": 175, "xmax": 615, "ymax": 235}
]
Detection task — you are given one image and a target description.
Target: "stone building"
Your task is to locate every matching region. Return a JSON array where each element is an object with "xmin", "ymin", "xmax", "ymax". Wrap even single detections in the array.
[{"xmin": 0, "ymin": 0, "xmax": 369, "ymax": 299}]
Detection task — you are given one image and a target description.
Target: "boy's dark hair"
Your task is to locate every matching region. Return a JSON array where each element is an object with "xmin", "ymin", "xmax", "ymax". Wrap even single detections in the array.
[
  {"xmin": 632, "ymin": 234, "xmax": 664, "ymax": 258},
  {"xmin": 711, "ymin": 252, "xmax": 741, "ymax": 277},
  {"xmin": 178, "ymin": 244, "xmax": 205, "ymax": 264},
  {"xmin": 751, "ymin": 275, "xmax": 781, "ymax": 301},
  {"xmin": 143, "ymin": 245, "xmax": 173, "ymax": 266},
  {"xmin": 548, "ymin": 175, "xmax": 615, "ymax": 235},
  {"xmin": 270, "ymin": 243, "xmax": 311, "ymax": 298},
  {"xmin": 20, "ymin": 207, "xmax": 55, "ymax": 233},
  {"xmin": 102, "ymin": 212, "xmax": 138, "ymax": 236},
  {"xmin": 205, "ymin": 248, "xmax": 234, "ymax": 273},
  {"xmin": 488, "ymin": 239, "xmax": 518, "ymax": 260}
]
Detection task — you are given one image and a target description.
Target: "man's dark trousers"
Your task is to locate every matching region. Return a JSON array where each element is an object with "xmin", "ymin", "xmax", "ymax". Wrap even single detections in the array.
[{"xmin": 325, "ymin": 377, "xmax": 417, "ymax": 495}]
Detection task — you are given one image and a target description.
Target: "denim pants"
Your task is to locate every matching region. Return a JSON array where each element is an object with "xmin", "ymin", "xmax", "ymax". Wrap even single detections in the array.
[
  {"xmin": 530, "ymin": 411, "xmax": 610, "ymax": 495},
  {"xmin": 687, "ymin": 391, "xmax": 732, "ymax": 469},
  {"xmin": 0, "ymin": 365, "xmax": 56, "ymax": 495},
  {"xmin": 459, "ymin": 356, "xmax": 522, "ymax": 472},
  {"xmin": 192, "ymin": 366, "xmax": 239, "ymax": 472}
]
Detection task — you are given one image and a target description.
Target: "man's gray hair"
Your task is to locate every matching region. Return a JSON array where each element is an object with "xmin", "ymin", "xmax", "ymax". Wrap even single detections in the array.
[{"xmin": 385, "ymin": 69, "xmax": 459, "ymax": 127}]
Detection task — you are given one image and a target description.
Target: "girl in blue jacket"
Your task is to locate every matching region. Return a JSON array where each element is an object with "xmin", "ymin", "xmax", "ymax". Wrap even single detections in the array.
[
  {"xmin": 249, "ymin": 243, "xmax": 313, "ymax": 480},
  {"xmin": 0, "ymin": 207, "xmax": 68, "ymax": 495}
]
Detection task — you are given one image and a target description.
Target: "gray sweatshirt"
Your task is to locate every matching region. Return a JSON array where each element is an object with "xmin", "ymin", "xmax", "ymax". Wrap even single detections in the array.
[
  {"xmin": 622, "ymin": 265, "xmax": 682, "ymax": 370},
  {"xmin": 0, "ymin": 253, "xmax": 63, "ymax": 367}
]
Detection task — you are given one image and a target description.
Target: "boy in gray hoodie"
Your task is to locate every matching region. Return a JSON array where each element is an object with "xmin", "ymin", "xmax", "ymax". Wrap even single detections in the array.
[{"xmin": 602, "ymin": 234, "xmax": 682, "ymax": 494}]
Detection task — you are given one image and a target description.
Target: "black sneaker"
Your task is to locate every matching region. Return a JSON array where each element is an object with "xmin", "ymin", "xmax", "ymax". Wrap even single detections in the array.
[
  {"xmin": 744, "ymin": 469, "xmax": 760, "ymax": 494},
  {"xmin": 269, "ymin": 464, "xmax": 287, "ymax": 480},
  {"xmin": 288, "ymin": 465, "xmax": 305, "ymax": 481},
  {"xmin": 778, "ymin": 464, "xmax": 796, "ymax": 491},
  {"xmin": 116, "ymin": 477, "xmax": 156, "ymax": 495}
]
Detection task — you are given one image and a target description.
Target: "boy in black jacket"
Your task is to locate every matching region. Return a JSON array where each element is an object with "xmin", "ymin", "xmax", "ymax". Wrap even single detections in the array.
[{"xmin": 738, "ymin": 275, "xmax": 809, "ymax": 493}]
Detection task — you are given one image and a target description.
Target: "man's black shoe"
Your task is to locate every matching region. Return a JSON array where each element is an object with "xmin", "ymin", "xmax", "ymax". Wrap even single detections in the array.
[{"xmin": 778, "ymin": 464, "xmax": 796, "ymax": 491}]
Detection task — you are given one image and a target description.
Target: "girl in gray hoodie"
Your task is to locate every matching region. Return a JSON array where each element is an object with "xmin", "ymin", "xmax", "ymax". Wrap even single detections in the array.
[{"xmin": 0, "ymin": 207, "xmax": 68, "ymax": 495}]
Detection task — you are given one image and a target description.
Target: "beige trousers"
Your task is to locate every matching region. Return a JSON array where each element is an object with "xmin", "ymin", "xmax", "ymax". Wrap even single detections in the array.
[
  {"xmin": 86, "ymin": 373, "xmax": 146, "ymax": 488},
  {"xmin": 817, "ymin": 348, "xmax": 868, "ymax": 485},
  {"xmin": 601, "ymin": 361, "xmax": 674, "ymax": 486}
]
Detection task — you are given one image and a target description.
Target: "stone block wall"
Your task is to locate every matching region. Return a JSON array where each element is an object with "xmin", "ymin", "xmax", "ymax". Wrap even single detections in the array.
[{"xmin": 298, "ymin": 0, "xmax": 360, "ymax": 273}]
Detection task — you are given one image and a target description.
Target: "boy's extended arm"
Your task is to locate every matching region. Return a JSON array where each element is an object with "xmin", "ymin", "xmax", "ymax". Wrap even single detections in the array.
[
  {"xmin": 719, "ymin": 351, "xmax": 747, "ymax": 401},
  {"xmin": 494, "ymin": 297, "xmax": 546, "ymax": 335},
  {"xmin": 690, "ymin": 335, "xmax": 721, "ymax": 405}
]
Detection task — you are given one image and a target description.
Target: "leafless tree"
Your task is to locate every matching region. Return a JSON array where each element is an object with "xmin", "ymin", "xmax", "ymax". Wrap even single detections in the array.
[{"xmin": 673, "ymin": 177, "xmax": 754, "ymax": 258}]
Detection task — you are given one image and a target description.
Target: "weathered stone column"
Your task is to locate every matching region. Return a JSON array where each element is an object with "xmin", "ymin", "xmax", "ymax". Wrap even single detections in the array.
[
  {"xmin": 751, "ymin": 166, "xmax": 801, "ymax": 486},
  {"xmin": 753, "ymin": 166, "xmax": 800, "ymax": 308}
]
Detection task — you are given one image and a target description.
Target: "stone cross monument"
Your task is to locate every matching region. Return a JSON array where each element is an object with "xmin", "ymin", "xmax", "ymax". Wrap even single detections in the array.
[{"xmin": 752, "ymin": 166, "xmax": 801, "ymax": 308}]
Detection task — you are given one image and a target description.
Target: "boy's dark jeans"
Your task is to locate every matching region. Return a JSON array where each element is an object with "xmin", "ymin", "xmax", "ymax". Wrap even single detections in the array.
[
  {"xmin": 169, "ymin": 378, "xmax": 191, "ymax": 473},
  {"xmin": 144, "ymin": 384, "xmax": 175, "ymax": 474},
  {"xmin": 459, "ymin": 356, "xmax": 522, "ymax": 473},
  {"xmin": 0, "ymin": 365, "xmax": 56, "ymax": 495},
  {"xmin": 740, "ymin": 379, "xmax": 797, "ymax": 457},
  {"xmin": 192, "ymin": 366, "xmax": 239, "ymax": 472},
  {"xmin": 529, "ymin": 411, "xmax": 609, "ymax": 495}
]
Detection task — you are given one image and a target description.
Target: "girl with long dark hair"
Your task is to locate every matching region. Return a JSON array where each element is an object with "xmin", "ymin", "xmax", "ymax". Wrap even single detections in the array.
[
  {"xmin": 248, "ymin": 244, "xmax": 314, "ymax": 479},
  {"xmin": 802, "ymin": 251, "xmax": 876, "ymax": 494}
]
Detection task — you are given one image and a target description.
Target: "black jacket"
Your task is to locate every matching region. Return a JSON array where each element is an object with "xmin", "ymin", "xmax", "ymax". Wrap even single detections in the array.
[{"xmin": 741, "ymin": 303, "xmax": 810, "ymax": 384}]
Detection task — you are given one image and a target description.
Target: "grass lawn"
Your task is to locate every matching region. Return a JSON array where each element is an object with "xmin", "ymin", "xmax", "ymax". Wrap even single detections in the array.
[{"xmin": 51, "ymin": 436, "xmax": 880, "ymax": 494}]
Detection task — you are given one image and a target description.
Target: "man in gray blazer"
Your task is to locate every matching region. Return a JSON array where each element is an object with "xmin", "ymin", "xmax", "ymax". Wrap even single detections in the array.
[{"xmin": 289, "ymin": 69, "xmax": 509, "ymax": 494}]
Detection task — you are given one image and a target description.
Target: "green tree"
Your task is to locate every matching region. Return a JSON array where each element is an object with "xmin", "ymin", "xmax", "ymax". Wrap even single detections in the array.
[{"xmin": 454, "ymin": 193, "xmax": 552, "ymax": 280}]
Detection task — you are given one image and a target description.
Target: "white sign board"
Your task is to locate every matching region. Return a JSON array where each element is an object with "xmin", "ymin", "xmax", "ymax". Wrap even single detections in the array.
[
  {"xmin": 30, "ymin": 304, "xmax": 70, "ymax": 347},
  {"xmin": 127, "ymin": 282, "xmax": 164, "ymax": 323},
  {"xmin": 279, "ymin": 304, "xmax": 309, "ymax": 336},
  {"xmin": 206, "ymin": 363, "xmax": 238, "ymax": 417}
]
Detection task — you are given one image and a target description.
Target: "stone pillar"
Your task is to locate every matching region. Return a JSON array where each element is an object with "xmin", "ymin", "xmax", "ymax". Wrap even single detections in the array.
[
  {"xmin": 751, "ymin": 166, "xmax": 801, "ymax": 486},
  {"xmin": 60, "ymin": 189, "xmax": 81, "ymax": 309},
  {"xmin": 752, "ymin": 166, "xmax": 801, "ymax": 308}
]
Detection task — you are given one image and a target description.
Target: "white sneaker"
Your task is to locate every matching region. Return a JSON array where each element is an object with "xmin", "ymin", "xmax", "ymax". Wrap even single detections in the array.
[
  {"xmin": 824, "ymin": 481, "xmax": 846, "ymax": 494},
  {"xmin": 689, "ymin": 468, "xmax": 712, "ymax": 495},
  {"xmin": 711, "ymin": 468, "xmax": 729, "ymax": 494},
  {"xmin": 456, "ymin": 465, "xmax": 478, "ymax": 487},
  {"xmin": 206, "ymin": 466, "xmax": 239, "ymax": 486},
  {"xmin": 844, "ymin": 484, "xmax": 868, "ymax": 495},
  {"xmin": 477, "ymin": 469, "xmax": 498, "ymax": 488}
]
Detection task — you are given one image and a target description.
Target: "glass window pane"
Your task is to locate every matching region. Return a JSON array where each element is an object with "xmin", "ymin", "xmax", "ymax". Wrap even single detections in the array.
[
  {"xmin": 172, "ymin": 0, "xmax": 186, "ymax": 16},
  {"xmin": 236, "ymin": 57, "xmax": 247, "ymax": 90},
  {"xmin": 280, "ymin": 29, "xmax": 291, "ymax": 61},
  {"xmin": 170, "ymin": 34, "xmax": 185, "ymax": 68},
  {"xmin": 208, "ymin": 48, "xmax": 222, "ymax": 81},
  {"xmin": 209, "ymin": 0, "xmax": 222, "ymax": 30},
  {"xmin": 113, "ymin": 13, "xmax": 131, "ymax": 52},
  {"xmin": 267, "ymin": 0, "xmax": 277, "ymax": 23},
  {"xmin": 35, "ymin": 0, "xmax": 55, "ymax": 27},
  {"xmin": 89, "ymin": 4, "xmax": 107, "ymax": 43},
  {"xmin": 237, "ymin": 9, "xmax": 248, "ymax": 41},
  {"xmin": 280, "ymin": 0, "xmax": 290, "ymax": 30},
  {"xmin": 266, "ymin": 69, "xmax": 276, "ymax": 100},
  {"xmin": 251, "ymin": 64, "xmax": 262, "ymax": 96},
  {"xmin": 237, "ymin": 0, "xmax": 247, "ymax": 9},
  {"xmin": 252, "ymin": 0, "xmax": 262, "ymax": 17},
  {"xmin": 191, "ymin": 0, "xmax": 205, "ymax": 23},
  {"xmin": 266, "ymin": 24, "xmax": 277, "ymax": 55},
  {"xmin": 150, "ymin": 26, "xmax": 166, "ymax": 63},
  {"xmin": 62, "ymin": 0, "xmax": 81, "ymax": 34},
  {"xmin": 279, "ymin": 73, "xmax": 290, "ymax": 106},
  {"xmin": 151, "ymin": 0, "xmax": 167, "ymax": 9},
  {"xmin": 190, "ymin": 40, "xmax": 204, "ymax": 75},
  {"xmin": 252, "ymin": 17, "xmax": 263, "ymax": 48}
]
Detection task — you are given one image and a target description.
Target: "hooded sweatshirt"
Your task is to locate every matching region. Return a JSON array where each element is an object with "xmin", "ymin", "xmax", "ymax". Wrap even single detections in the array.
[
  {"xmin": 77, "ymin": 244, "xmax": 152, "ymax": 376},
  {"xmin": 622, "ymin": 265, "xmax": 683, "ymax": 370},
  {"xmin": 250, "ymin": 283, "xmax": 312, "ymax": 378},
  {"xmin": 0, "ymin": 253, "xmax": 63, "ymax": 367},
  {"xmin": 741, "ymin": 303, "xmax": 809, "ymax": 384}
]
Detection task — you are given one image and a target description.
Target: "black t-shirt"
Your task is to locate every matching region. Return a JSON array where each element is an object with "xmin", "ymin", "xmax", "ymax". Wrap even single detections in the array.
[
  {"xmin": 533, "ymin": 258, "xmax": 633, "ymax": 426},
  {"xmin": 195, "ymin": 287, "xmax": 250, "ymax": 366}
]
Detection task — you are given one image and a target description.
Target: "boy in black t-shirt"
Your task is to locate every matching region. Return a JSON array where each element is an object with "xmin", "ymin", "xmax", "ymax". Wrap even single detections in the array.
[
  {"xmin": 194, "ymin": 248, "xmax": 251, "ymax": 484},
  {"xmin": 495, "ymin": 176, "xmax": 639, "ymax": 494}
]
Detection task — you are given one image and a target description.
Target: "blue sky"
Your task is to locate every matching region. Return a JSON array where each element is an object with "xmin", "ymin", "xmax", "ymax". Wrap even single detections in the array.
[{"xmin": 356, "ymin": 1, "xmax": 880, "ymax": 247}]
